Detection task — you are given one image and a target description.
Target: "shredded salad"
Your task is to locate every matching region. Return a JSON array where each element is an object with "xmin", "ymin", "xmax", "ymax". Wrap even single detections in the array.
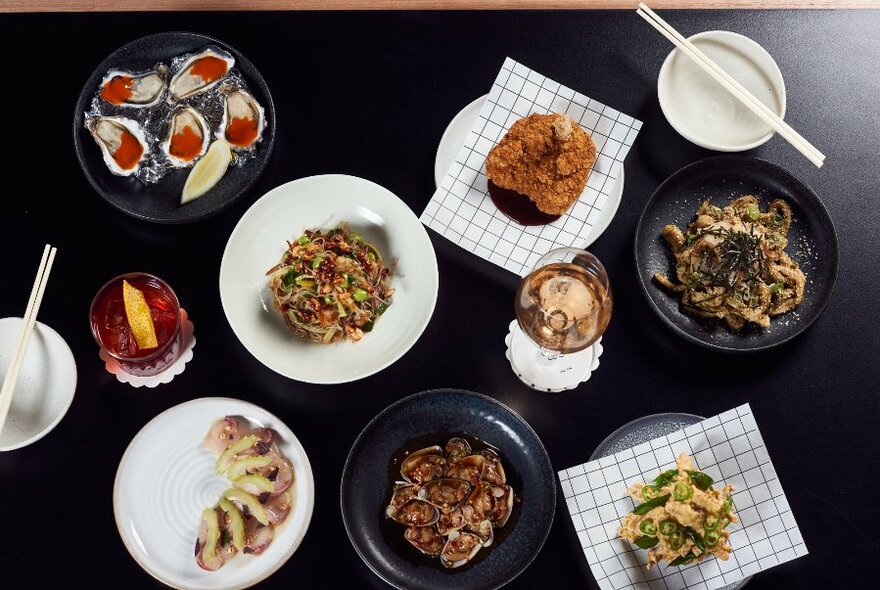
[{"xmin": 266, "ymin": 223, "xmax": 394, "ymax": 344}]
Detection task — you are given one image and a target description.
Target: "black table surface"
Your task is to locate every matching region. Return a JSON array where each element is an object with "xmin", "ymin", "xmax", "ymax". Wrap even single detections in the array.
[{"xmin": 1, "ymin": 9, "xmax": 878, "ymax": 590}]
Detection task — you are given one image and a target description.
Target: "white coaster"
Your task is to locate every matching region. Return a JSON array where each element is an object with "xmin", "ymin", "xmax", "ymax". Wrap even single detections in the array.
[
  {"xmin": 100, "ymin": 308, "xmax": 195, "ymax": 388},
  {"xmin": 504, "ymin": 320, "xmax": 603, "ymax": 392}
]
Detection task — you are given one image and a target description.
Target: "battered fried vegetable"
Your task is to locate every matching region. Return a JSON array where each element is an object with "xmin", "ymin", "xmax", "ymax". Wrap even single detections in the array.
[{"xmin": 618, "ymin": 454, "xmax": 739, "ymax": 570}]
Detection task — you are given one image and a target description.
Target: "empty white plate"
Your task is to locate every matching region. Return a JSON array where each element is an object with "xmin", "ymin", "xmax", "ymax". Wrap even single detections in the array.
[
  {"xmin": 219, "ymin": 174, "xmax": 438, "ymax": 384},
  {"xmin": 113, "ymin": 397, "xmax": 315, "ymax": 590},
  {"xmin": 658, "ymin": 30, "xmax": 786, "ymax": 151},
  {"xmin": 434, "ymin": 95, "xmax": 625, "ymax": 249},
  {"xmin": 0, "ymin": 317, "xmax": 76, "ymax": 451}
]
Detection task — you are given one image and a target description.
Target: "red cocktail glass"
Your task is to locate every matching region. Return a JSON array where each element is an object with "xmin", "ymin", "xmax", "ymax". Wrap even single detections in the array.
[{"xmin": 90, "ymin": 272, "xmax": 182, "ymax": 377}]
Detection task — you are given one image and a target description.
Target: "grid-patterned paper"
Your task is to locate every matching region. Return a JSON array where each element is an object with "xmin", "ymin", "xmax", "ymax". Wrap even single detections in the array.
[
  {"xmin": 558, "ymin": 405, "xmax": 807, "ymax": 590},
  {"xmin": 421, "ymin": 57, "xmax": 642, "ymax": 276}
]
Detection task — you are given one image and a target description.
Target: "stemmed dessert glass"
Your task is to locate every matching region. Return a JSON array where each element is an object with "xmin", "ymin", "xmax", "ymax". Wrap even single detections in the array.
[{"xmin": 507, "ymin": 248, "xmax": 612, "ymax": 392}]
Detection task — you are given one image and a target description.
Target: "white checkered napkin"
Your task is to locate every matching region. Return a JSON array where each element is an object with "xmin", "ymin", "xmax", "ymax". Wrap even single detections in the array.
[
  {"xmin": 421, "ymin": 57, "xmax": 642, "ymax": 276},
  {"xmin": 558, "ymin": 404, "xmax": 808, "ymax": 590}
]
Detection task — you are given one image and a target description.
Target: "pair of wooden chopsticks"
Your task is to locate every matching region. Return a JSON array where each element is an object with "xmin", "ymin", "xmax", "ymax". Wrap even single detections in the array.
[
  {"xmin": 637, "ymin": 3, "xmax": 825, "ymax": 169},
  {"xmin": 0, "ymin": 245, "xmax": 58, "ymax": 438}
]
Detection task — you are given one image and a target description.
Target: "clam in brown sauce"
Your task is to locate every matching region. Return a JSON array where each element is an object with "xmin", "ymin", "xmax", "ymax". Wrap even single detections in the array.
[{"xmin": 385, "ymin": 436, "xmax": 517, "ymax": 569}]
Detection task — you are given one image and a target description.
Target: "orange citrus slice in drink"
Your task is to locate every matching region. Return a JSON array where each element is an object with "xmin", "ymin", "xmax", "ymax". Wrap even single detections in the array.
[{"xmin": 123, "ymin": 279, "xmax": 158, "ymax": 350}]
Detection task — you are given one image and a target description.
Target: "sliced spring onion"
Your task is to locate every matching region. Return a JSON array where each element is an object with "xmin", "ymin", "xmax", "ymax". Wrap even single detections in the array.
[
  {"xmin": 639, "ymin": 519, "xmax": 658, "ymax": 535},
  {"xmin": 633, "ymin": 493, "xmax": 671, "ymax": 516},
  {"xmin": 311, "ymin": 257, "xmax": 324, "ymax": 270},
  {"xmin": 720, "ymin": 516, "xmax": 732, "ymax": 529},
  {"xmin": 377, "ymin": 302, "xmax": 388, "ymax": 315},
  {"xmin": 634, "ymin": 535, "xmax": 659, "ymax": 549},
  {"xmin": 641, "ymin": 485, "xmax": 660, "ymax": 501},
  {"xmin": 673, "ymin": 482, "xmax": 693, "ymax": 501},
  {"xmin": 353, "ymin": 288, "xmax": 369, "ymax": 302},
  {"xmin": 298, "ymin": 235, "xmax": 310, "ymax": 245},
  {"xmin": 368, "ymin": 251, "xmax": 377, "ymax": 261},
  {"xmin": 770, "ymin": 281, "xmax": 784, "ymax": 294},
  {"xmin": 746, "ymin": 204, "xmax": 761, "ymax": 221},
  {"xmin": 348, "ymin": 232, "xmax": 363, "ymax": 243}
]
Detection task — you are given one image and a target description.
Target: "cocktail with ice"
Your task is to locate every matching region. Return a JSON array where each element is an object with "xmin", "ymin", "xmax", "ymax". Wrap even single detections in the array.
[{"xmin": 90, "ymin": 273, "xmax": 182, "ymax": 376}]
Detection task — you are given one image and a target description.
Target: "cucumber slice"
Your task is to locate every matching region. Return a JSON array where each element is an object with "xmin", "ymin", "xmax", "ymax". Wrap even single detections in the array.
[
  {"xmin": 219, "ymin": 498, "xmax": 246, "ymax": 551},
  {"xmin": 226, "ymin": 455, "xmax": 273, "ymax": 480},
  {"xmin": 224, "ymin": 488, "xmax": 270, "ymax": 526},
  {"xmin": 234, "ymin": 474, "xmax": 275, "ymax": 494},
  {"xmin": 201, "ymin": 508, "xmax": 221, "ymax": 561},
  {"xmin": 215, "ymin": 434, "xmax": 258, "ymax": 474}
]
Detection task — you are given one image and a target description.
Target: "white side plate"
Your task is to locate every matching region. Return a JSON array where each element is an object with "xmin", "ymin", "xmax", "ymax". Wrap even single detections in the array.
[{"xmin": 113, "ymin": 397, "xmax": 315, "ymax": 590}]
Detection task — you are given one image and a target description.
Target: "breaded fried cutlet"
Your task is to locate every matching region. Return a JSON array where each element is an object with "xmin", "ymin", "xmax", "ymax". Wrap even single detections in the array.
[{"xmin": 486, "ymin": 113, "xmax": 596, "ymax": 216}]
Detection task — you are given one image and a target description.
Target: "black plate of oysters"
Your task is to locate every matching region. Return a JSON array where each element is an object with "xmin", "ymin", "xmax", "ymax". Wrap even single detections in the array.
[
  {"xmin": 341, "ymin": 389, "xmax": 555, "ymax": 590},
  {"xmin": 72, "ymin": 31, "xmax": 275, "ymax": 224}
]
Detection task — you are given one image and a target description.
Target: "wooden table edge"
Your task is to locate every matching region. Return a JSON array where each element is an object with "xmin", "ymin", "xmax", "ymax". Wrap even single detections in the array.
[{"xmin": 6, "ymin": 1, "xmax": 880, "ymax": 14}]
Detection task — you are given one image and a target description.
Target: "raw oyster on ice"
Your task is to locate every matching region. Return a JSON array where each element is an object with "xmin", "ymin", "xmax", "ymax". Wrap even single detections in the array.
[
  {"xmin": 169, "ymin": 47, "xmax": 235, "ymax": 100},
  {"xmin": 217, "ymin": 87, "xmax": 265, "ymax": 150},
  {"xmin": 86, "ymin": 116, "xmax": 149, "ymax": 176},
  {"xmin": 99, "ymin": 67, "xmax": 167, "ymax": 108},
  {"xmin": 160, "ymin": 106, "xmax": 210, "ymax": 168}
]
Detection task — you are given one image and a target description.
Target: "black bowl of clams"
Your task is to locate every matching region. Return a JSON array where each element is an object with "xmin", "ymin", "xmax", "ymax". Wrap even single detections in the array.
[
  {"xmin": 341, "ymin": 389, "xmax": 556, "ymax": 590},
  {"xmin": 73, "ymin": 31, "xmax": 275, "ymax": 223}
]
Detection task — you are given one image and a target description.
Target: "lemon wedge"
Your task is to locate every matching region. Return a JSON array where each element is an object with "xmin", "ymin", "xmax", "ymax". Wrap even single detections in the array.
[
  {"xmin": 122, "ymin": 279, "xmax": 158, "ymax": 350},
  {"xmin": 182, "ymin": 138, "xmax": 232, "ymax": 204}
]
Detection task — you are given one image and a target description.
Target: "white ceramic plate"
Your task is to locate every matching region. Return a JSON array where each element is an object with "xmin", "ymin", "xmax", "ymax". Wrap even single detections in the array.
[
  {"xmin": 434, "ymin": 95, "xmax": 625, "ymax": 249},
  {"xmin": 658, "ymin": 30, "xmax": 786, "ymax": 152},
  {"xmin": 113, "ymin": 397, "xmax": 315, "ymax": 590},
  {"xmin": 0, "ymin": 318, "xmax": 76, "ymax": 451},
  {"xmin": 220, "ymin": 174, "xmax": 438, "ymax": 384}
]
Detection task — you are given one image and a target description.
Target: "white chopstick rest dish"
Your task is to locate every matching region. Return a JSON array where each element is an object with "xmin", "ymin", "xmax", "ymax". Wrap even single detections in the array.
[{"xmin": 638, "ymin": 3, "xmax": 824, "ymax": 168}]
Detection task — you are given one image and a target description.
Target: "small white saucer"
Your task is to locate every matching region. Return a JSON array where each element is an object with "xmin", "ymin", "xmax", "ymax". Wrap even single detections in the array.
[
  {"xmin": 100, "ymin": 308, "xmax": 195, "ymax": 388},
  {"xmin": 504, "ymin": 320, "xmax": 603, "ymax": 393},
  {"xmin": 434, "ymin": 95, "xmax": 624, "ymax": 249},
  {"xmin": 0, "ymin": 317, "xmax": 76, "ymax": 451},
  {"xmin": 658, "ymin": 30, "xmax": 786, "ymax": 152}
]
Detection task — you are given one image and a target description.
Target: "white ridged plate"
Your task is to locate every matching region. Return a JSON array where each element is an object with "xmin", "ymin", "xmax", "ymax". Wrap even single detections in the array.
[{"xmin": 113, "ymin": 398, "xmax": 315, "ymax": 589}]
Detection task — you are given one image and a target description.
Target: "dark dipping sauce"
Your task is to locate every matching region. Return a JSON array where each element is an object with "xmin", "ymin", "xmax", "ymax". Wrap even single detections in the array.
[
  {"xmin": 488, "ymin": 180, "xmax": 561, "ymax": 226},
  {"xmin": 380, "ymin": 432, "xmax": 522, "ymax": 572}
]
